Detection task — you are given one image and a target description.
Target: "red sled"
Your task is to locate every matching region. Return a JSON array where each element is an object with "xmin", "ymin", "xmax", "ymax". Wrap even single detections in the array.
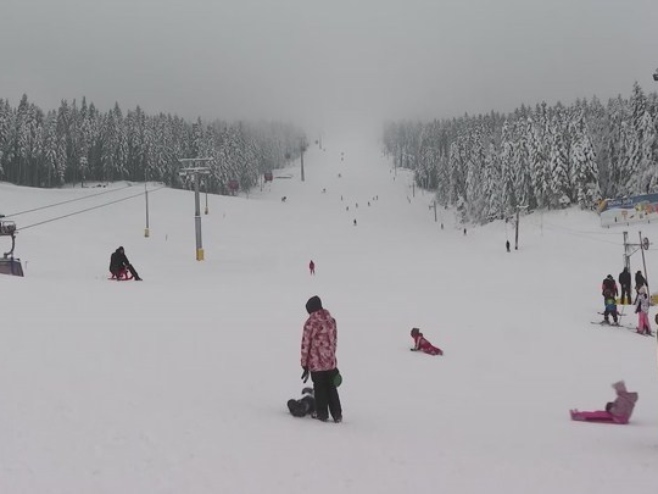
[
  {"xmin": 570, "ymin": 409, "xmax": 624, "ymax": 424},
  {"xmin": 109, "ymin": 266, "xmax": 134, "ymax": 281}
]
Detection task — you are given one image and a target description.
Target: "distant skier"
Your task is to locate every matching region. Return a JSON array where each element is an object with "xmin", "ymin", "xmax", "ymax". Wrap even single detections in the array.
[
  {"xmin": 601, "ymin": 274, "xmax": 618, "ymax": 305},
  {"xmin": 506, "ymin": 240, "xmax": 511, "ymax": 252},
  {"xmin": 309, "ymin": 260, "xmax": 315, "ymax": 275},
  {"xmin": 618, "ymin": 267, "xmax": 631, "ymax": 304},
  {"xmin": 570, "ymin": 381, "xmax": 638, "ymax": 424},
  {"xmin": 287, "ymin": 387, "xmax": 315, "ymax": 418},
  {"xmin": 601, "ymin": 289, "xmax": 619, "ymax": 325},
  {"xmin": 410, "ymin": 328, "xmax": 443, "ymax": 356},
  {"xmin": 635, "ymin": 286, "xmax": 651, "ymax": 335}
]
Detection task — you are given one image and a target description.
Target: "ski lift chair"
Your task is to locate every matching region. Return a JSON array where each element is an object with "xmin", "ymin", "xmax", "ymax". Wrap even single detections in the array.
[{"xmin": 0, "ymin": 219, "xmax": 24, "ymax": 277}]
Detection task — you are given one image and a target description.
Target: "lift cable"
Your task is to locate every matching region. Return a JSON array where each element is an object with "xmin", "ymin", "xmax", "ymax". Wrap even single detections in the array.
[
  {"xmin": 3, "ymin": 184, "xmax": 133, "ymax": 218},
  {"xmin": 17, "ymin": 186, "xmax": 167, "ymax": 232}
]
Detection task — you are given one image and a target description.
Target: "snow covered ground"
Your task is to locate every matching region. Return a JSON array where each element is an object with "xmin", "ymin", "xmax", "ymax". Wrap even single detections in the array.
[{"xmin": 1, "ymin": 135, "xmax": 658, "ymax": 494}]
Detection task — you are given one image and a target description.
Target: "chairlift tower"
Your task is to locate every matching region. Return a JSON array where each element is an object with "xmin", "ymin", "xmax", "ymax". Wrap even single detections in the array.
[{"xmin": 179, "ymin": 158, "xmax": 213, "ymax": 261}]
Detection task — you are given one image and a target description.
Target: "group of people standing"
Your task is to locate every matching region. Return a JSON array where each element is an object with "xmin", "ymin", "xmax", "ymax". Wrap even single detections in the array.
[
  {"xmin": 601, "ymin": 268, "xmax": 651, "ymax": 334},
  {"xmin": 616, "ymin": 267, "xmax": 646, "ymax": 305}
]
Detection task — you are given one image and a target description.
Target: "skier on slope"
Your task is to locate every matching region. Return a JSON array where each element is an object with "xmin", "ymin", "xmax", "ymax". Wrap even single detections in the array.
[
  {"xmin": 601, "ymin": 274, "xmax": 618, "ymax": 300},
  {"xmin": 599, "ymin": 275, "xmax": 619, "ymax": 325}
]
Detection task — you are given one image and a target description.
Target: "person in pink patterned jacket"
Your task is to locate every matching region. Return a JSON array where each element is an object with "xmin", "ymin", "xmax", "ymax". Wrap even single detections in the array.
[
  {"xmin": 570, "ymin": 381, "xmax": 638, "ymax": 424},
  {"xmin": 300, "ymin": 295, "xmax": 342, "ymax": 423}
]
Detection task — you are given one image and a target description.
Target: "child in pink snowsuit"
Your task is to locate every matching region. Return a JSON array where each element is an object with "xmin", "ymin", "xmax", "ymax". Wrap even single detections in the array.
[
  {"xmin": 410, "ymin": 328, "xmax": 443, "ymax": 356},
  {"xmin": 570, "ymin": 381, "xmax": 638, "ymax": 424}
]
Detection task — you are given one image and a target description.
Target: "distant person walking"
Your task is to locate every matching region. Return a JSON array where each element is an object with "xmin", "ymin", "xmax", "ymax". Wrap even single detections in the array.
[
  {"xmin": 506, "ymin": 240, "xmax": 511, "ymax": 253},
  {"xmin": 618, "ymin": 267, "xmax": 631, "ymax": 304},
  {"xmin": 309, "ymin": 260, "xmax": 315, "ymax": 275}
]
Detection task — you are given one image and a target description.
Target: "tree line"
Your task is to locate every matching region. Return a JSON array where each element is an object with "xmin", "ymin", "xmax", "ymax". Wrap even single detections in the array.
[
  {"xmin": 0, "ymin": 94, "xmax": 305, "ymax": 194},
  {"xmin": 382, "ymin": 82, "xmax": 658, "ymax": 224}
]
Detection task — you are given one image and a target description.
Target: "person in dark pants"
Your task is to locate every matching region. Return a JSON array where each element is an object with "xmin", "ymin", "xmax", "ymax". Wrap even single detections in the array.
[
  {"xmin": 618, "ymin": 267, "xmax": 632, "ymax": 305},
  {"xmin": 300, "ymin": 295, "xmax": 342, "ymax": 423},
  {"xmin": 601, "ymin": 274, "xmax": 618, "ymax": 301},
  {"xmin": 506, "ymin": 240, "xmax": 511, "ymax": 253},
  {"xmin": 109, "ymin": 246, "xmax": 142, "ymax": 281},
  {"xmin": 635, "ymin": 271, "xmax": 647, "ymax": 299}
]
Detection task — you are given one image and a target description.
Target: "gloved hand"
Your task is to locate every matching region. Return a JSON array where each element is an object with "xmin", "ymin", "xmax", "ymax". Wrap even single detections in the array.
[{"xmin": 301, "ymin": 367, "xmax": 309, "ymax": 383}]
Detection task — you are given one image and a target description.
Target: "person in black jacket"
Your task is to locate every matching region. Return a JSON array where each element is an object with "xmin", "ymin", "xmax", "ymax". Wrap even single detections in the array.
[
  {"xmin": 618, "ymin": 267, "xmax": 632, "ymax": 304},
  {"xmin": 109, "ymin": 246, "xmax": 142, "ymax": 281},
  {"xmin": 635, "ymin": 270, "xmax": 647, "ymax": 298}
]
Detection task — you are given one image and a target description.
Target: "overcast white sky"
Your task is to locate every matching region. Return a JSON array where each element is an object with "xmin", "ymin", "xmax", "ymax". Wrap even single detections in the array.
[{"xmin": 1, "ymin": 0, "xmax": 657, "ymax": 129}]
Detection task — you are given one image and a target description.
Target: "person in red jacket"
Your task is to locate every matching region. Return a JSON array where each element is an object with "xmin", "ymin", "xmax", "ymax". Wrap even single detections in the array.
[
  {"xmin": 309, "ymin": 260, "xmax": 315, "ymax": 275},
  {"xmin": 300, "ymin": 295, "xmax": 342, "ymax": 423},
  {"xmin": 410, "ymin": 328, "xmax": 443, "ymax": 356}
]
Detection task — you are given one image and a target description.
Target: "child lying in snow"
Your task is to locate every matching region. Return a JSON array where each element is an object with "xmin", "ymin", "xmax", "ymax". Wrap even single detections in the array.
[
  {"xmin": 410, "ymin": 328, "xmax": 443, "ymax": 356},
  {"xmin": 570, "ymin": 381, "xmax": 638, "ymax": 424},
  {"xmin": 287, "ymin": 387, "xmax": 315, "ymax": 417}
]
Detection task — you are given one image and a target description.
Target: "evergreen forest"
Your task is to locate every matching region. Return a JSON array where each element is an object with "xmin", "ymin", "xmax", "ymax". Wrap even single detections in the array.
[
  {"xmin": 383, "ymin": 82, "xmax": 658, "ymax": 224},
  {"xmin": 0, "ymin": 95, "xmax": 305, "ymax": 195}
]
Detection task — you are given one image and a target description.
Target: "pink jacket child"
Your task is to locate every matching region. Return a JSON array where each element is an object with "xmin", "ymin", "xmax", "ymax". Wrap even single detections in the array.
[
  {"xmin": 570, "ymin": 381, "xmax": 638, "ymax": 424},
  {"xmin": 410, "ymin": 328, "xmax": 443, "ymax": 356}
]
